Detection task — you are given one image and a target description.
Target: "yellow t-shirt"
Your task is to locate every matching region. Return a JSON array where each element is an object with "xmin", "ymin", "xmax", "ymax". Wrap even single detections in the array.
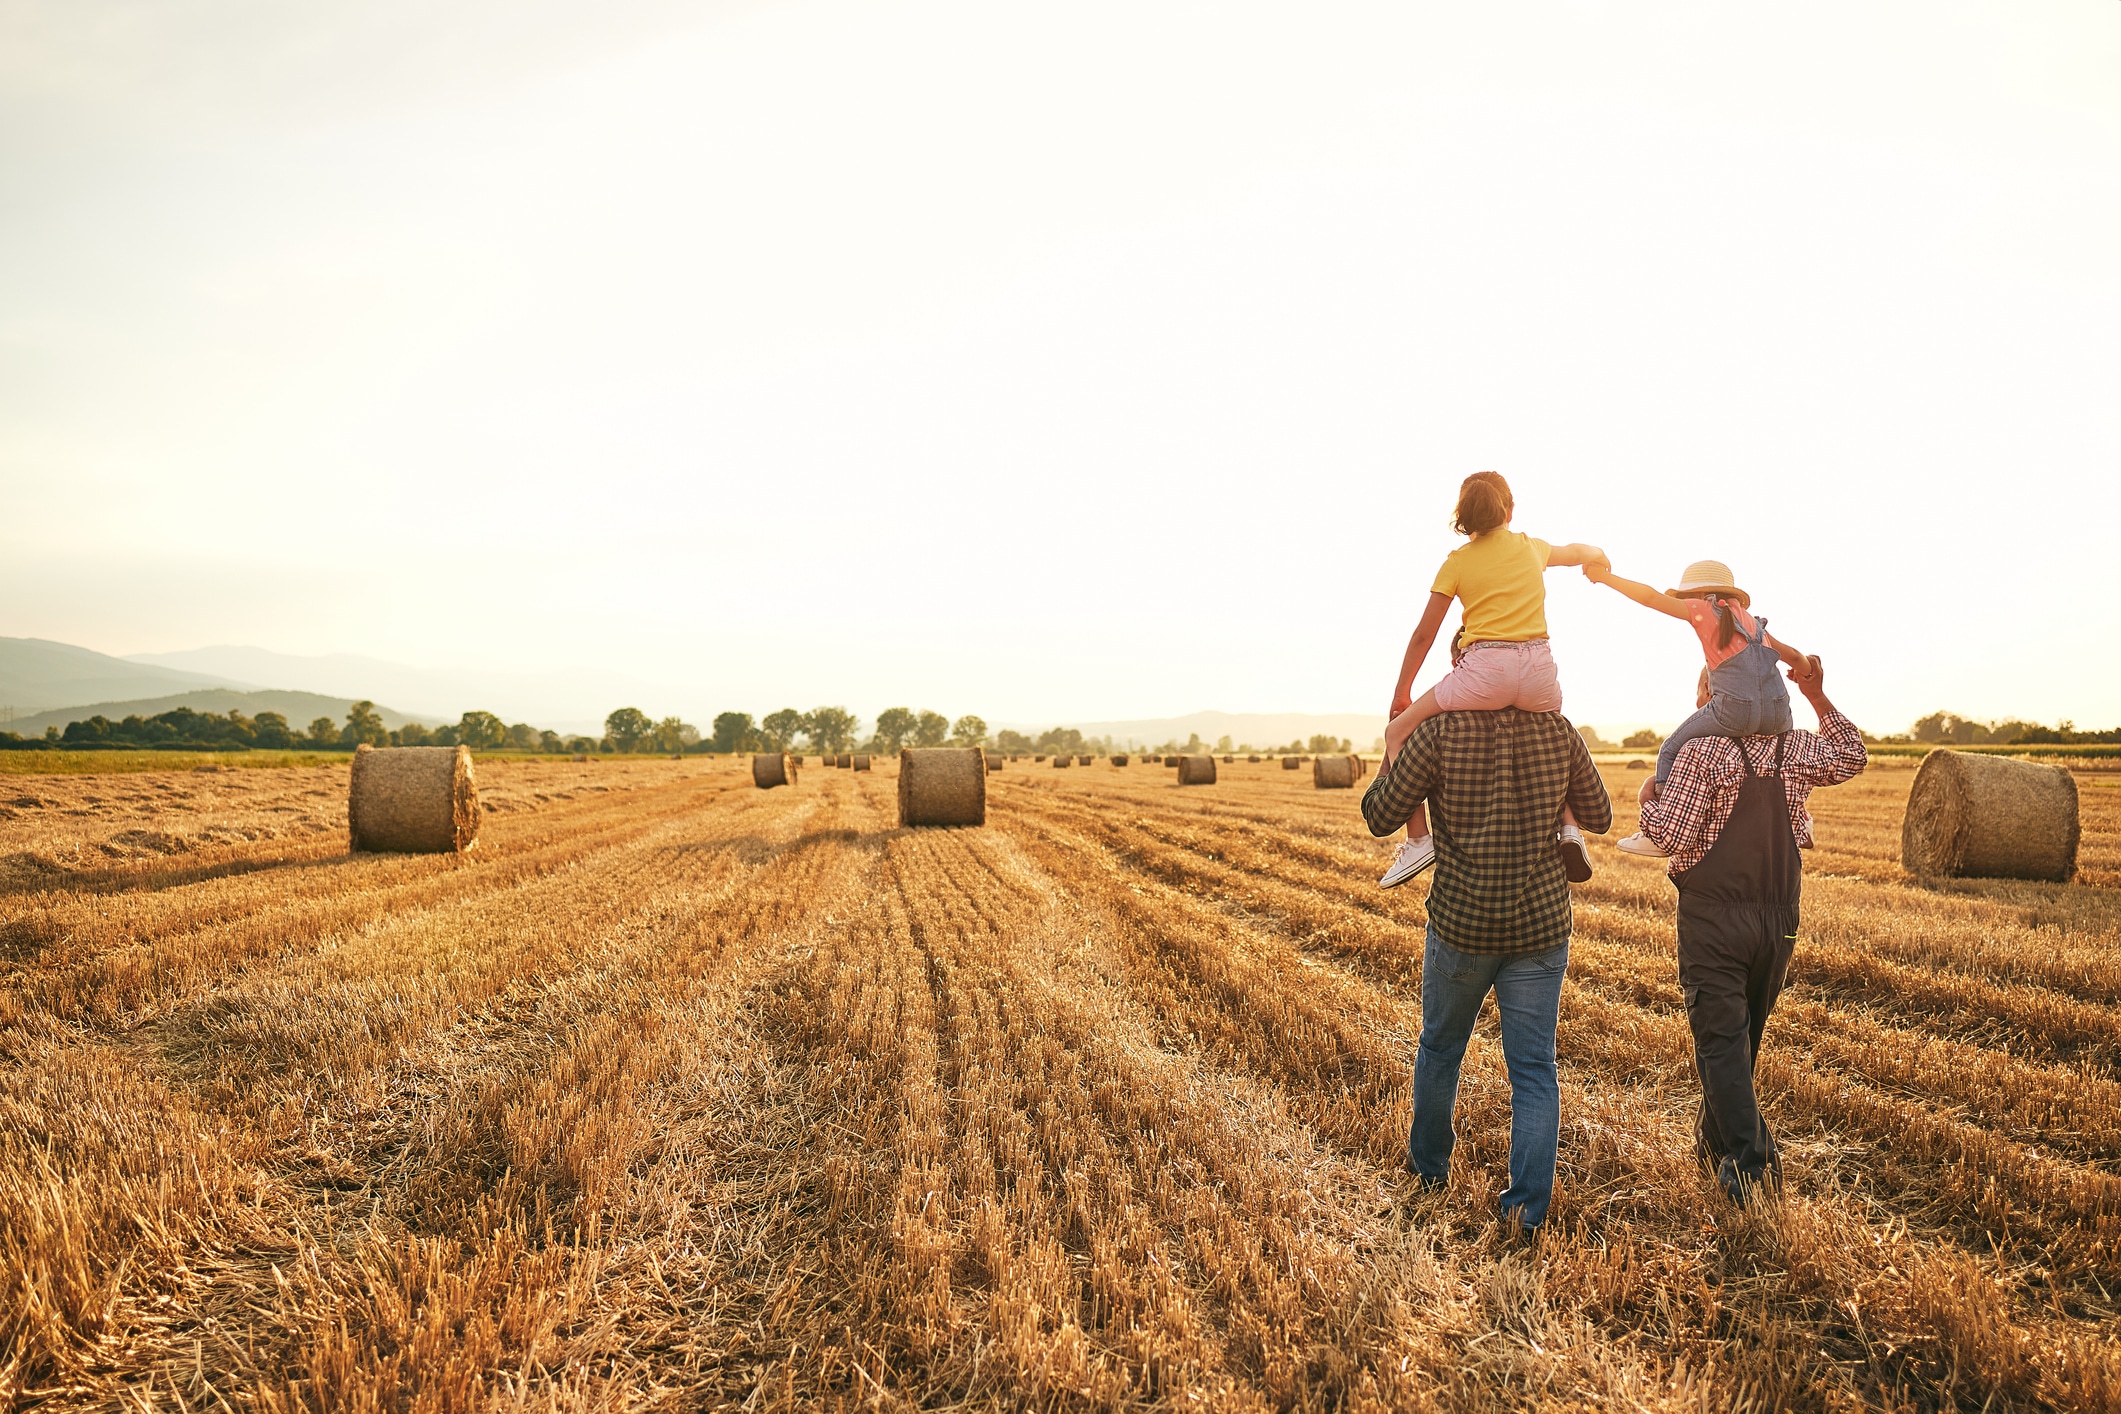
[{"xmin": 1432, "ymin": 531, "xmax": 1552, "ymax": 645}]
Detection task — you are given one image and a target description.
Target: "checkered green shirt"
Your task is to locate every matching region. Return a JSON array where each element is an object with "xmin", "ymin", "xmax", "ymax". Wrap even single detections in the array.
[{"xmin": 1363, "ymin": 709, "xmax": 1613, "ymax": 955}]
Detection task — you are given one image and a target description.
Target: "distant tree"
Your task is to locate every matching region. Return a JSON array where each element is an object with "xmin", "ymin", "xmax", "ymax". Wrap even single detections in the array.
[
  {"xmin": 1215, "ymin": 735, "xmax": 1233, "ymax": 753},
  {"xmin": 1306, "ymin": 734, "xmax": 1349, "ymax": 755},
  {"xmin": 61, "ymin": 715, "xmax": 112, "ymax": 743},
  {"xmin": 393, "ymin": 721, "xmax": 433, "ymax": 747},
  {"xmin": 309, "ymin": 717, "xmax": 340, "ymax": 747},
  {"xmin": 804, "ymin": 706, "xmax": 859, "ymax": 753},
  {"xmin": 565, "ymin": 735, "xmax": 599, "ymax": 754},
  {"xmin": 761, "ymin": 708, "xmax": 806, "ymax": 752},
  {"xmin": 1185, "ymin": 733, "xmax": 1203, "ymax": 752},
  {"xmin": 710, "ymin": 712, "xmax": 757, "ymax": 754},
  {"xmin": 540, "ymin": 729, "xmax": 562, "ymax": 753},
  {"xmin": 344, "ymin": 701, "xmax": 388, "ymax": 748},
  {"xmin": 651, "ymin": 716, "xmax": 693, "ymax": 753},
  {"xmin": 253, "ymin": 711, "xmax": 295, "ymax": 750},
  {"xmin": 1622, "ymin": 729, "xmax": 1662, "ymax": 750},
  {"xmin": 605, "ymin": 707, "xmax": 653, "ymax": 753},
  {"xmin": 994, "ymin": 729, "xmax": 1033, "ymax": 754},
  {"xmin": 914, "ymin": 710, "xmax": 949, "ymax": 748},
  {"xmin": 431, "ymin": 722, "xmax": 460, "ymax": 746},
  {"xmin": 1036, "ymin": 726, "xmax": 1085, "ymax": 755},
  {"xmin": 949, "ymin": 714, "xmax": 988, "ymax": 746},
  {"xmin": 502, "ymin": 722, "xmax": 538, "ymax": 750},
  {"xmin": 456, "ymin": 711, "xmax": 506, "ymax": 750},
  {"xmin": 1578, "ymin": 725, "xmax": 1609, "ymax": 750},
  {"xmin": 871, "ymin": 707, "xmax": 918, "ymax": 752}
]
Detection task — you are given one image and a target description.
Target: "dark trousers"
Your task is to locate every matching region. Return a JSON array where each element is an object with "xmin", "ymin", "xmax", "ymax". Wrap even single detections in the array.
[{"xmin": 1676, "ymin": 899, "xmax": 1796, "ymax": 1196}]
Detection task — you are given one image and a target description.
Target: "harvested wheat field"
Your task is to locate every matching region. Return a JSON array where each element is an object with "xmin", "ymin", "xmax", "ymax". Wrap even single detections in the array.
[{"xmin": 4, "ymin": 753, "xmax": 2120, "ymax": 1411}]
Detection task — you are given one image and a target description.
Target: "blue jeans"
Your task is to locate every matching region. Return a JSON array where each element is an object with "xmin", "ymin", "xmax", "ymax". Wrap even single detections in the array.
[
  {"xmin": 1408, "ymin": 925, "xmax": 1568, "ymax": 1228},
  {"xmin": 1654, "ymin": 692, "xmax": 1794, "ymax": 782}
]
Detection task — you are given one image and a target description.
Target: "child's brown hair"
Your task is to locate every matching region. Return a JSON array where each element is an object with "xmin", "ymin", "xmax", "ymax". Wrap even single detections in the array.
[{"xmin": 1452, "ymin": 471, "xmax": 1513, "ymax": 536}]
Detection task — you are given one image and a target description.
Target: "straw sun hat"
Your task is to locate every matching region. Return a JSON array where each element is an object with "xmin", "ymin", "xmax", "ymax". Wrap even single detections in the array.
[{"xmin": 1666, "ymin": 559, "xmax": 1750, "ymax": 608}]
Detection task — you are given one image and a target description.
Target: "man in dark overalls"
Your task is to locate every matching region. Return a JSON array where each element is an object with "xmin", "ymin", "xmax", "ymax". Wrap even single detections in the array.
[{"xmin": 1635, "ymin": 658, "xmax": 1866, "ymax": 1201}]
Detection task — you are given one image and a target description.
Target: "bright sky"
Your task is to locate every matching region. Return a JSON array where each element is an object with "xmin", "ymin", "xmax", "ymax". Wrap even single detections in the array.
[{"xmin": 3, "ymin": 0, "xmax": 2118, "ymax": 733}]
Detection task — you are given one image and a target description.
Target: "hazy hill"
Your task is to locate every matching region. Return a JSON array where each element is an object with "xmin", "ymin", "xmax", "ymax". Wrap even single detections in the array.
[
  {"xmin": 4, "ymin": 689, "xmax": 427, "ymax": 739},
  {"xmin": 0, "ymin": 637, "xmax": 251, "ymax": 718},
  {"xmin": 126, "ymin": 645, "xmax": 662, "ymax": 733}
]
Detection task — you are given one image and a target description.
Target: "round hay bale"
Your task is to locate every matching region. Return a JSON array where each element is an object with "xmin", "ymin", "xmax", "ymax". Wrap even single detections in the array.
[
  {"xmin": 1281, "ymin": 755, "xmax": 1302, "ymax": 770},
  {"xmin": 753, "ymin": 753, "xmax": 795, "ymax": 788},
  {"xmin": 1053, "ymin": 754, "xmax": 1071, "ymax": 767},
  {"xmin": 1314, "ymin": 755, "xmax": 1357, "ymax": 789},
  {"xmin": 1902, "ymin": 750, "xmax": 2079, "ymax": 881},
  {"xmin": 985, "ymin": 752, "xmax": 1003, "ymax": 772},
  {"xmin": 1078, "ymin": 754, "xmax": 1093, "ymax": 766},
  {"xmin": 1247, "ymin": 754, "xmax": 1261, "ymax": 763},
  {"xmin": 1221, "ymin": 754, "xmax": 1233, "ymax": 763},
  {"xmin": 899, "ymin": 748, "xmax": 986, "ymax": 827},
  {"xmin": 1165, "ymin": 756, "xmax": 1180, "ymax": 768},
  {"xmin": 1625, "ymin": 759, "xmax": 1648, "ymax": 771},
  {"xmin": 1111, "ymin": 754, "xmax": 1129, "ymax": 766},
  {"xmin": 1177, "ymin": 755, "xmax": 1217, "ymax": 785},
  {"xmin": 1352, "ymin": 755, "xmax": 1369, "ymax": 778},
  {"xmin": 836, "ymin": 753, "xmax": 852, "ymax": 768},
  {"xmin": 349, "ymin": 744, "xmax": 478, "ymax": 854},
  {"xmin": 1035, "ymin": 754, "xmax": 1046, "ymax": 762},
  {"xmin": 853, "ymin": 754, "xmax": 872, "ymax": 771},
  {"xmin": 572, "ymin": 753, "xmax": 588, "ymax": 763}
]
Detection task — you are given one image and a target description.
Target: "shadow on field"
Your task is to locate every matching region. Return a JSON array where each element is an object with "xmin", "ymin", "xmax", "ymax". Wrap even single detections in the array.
[{"xmin": 1906, "ymin": 874, "xmax": 2121, "ymax": 933}]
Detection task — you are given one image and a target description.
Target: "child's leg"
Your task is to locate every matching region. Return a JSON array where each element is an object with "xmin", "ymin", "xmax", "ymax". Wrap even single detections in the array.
[
  {"xmin": 1654, "ymin": 701, "xmax": 1724, "ymax": 782},
  {"xmin": 1385, "ymin": 688, "xmax": 1444, "ymax": 839}
]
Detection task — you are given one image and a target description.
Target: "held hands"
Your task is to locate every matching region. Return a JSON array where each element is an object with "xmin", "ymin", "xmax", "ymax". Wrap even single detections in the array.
[{"xmin": 1787, "ymin": 654, "xmax": 1826, "ymax": 701}]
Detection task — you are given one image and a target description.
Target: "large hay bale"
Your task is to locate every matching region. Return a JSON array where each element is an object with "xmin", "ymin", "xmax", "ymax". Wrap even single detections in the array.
[
  {"xmin": 1314, "ymin": 755, "xmax": 1357, "ymax": 789},
  {"xmin": 753, "ymin": 753, "xmax": 795, "ymax": 788},
  {"xmin": 1282, "ymin": 756, "xmax": 1302, "ymax": 770},
  {"xmin": 1177, "ymin": 755, "xmax": 1217, "ymax": 785},
  {"xmin": 1352, "ymin": 755, "xmax": 1369, "ymax": 778},
  {"xmin": 1165, "ymin": 756, "xmax": 1180, "ymax": 768},
  {"xmin": 1111, "ymin": 754, "xmax": 1129, "ymax": 766},
  {"xmin": 349, "ymin": 744, "xmax": 478, "ymax": 853},
  {"xmin": 1902, "ymin": 750, "xmax": 2079, "ymax": 881},
  {"xmin": 1053, "ymin": 754, "xmax": 1071, "ymax": 767},
  {"xmin": 853, "ymin": 754, "xmax": 872, "ymax": 771},
  {"xmin": 899, "ymin": 748, "xmax": 986, "ymax": 827},
  {"xmin": 837, "ymin": 753, "xmax": 852, "ymax": 768}
]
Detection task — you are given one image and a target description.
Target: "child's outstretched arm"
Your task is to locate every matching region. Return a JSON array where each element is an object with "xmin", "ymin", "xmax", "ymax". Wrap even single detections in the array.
[
  {"xmin": 1544, "ymin": 542, "xmax": 1610, "ymax": 571},
  {"xmin": 1390, "ymin": 592, "xmax": 1454, "ymax": 716},
  {"xmin": 1583, "ymin": 565, "xmax": 1693, "ymax": 620},
  {"xmin": 1764, "ymin": 632, "xmax": 1815, "ymax": 675}
]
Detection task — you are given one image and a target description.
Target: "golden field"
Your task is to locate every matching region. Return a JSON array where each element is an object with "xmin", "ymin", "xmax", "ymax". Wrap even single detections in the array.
[{"xmin": 2, "ymin": 752, "xmax": 2118, "ymax": 1411}]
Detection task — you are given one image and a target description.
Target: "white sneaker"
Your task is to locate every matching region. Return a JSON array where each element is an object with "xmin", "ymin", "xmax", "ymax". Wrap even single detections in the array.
[
  {"xmin": 1617, "ymin": 832, "xmax": 1670, "ymax": 858},
  {"xmin": 1379, "ymin": 836, "xmax": 1435, "ymax": 888},
  {"xmin": 1557, "ymin": 824, "xmax": 1593, "ymax": 883}
]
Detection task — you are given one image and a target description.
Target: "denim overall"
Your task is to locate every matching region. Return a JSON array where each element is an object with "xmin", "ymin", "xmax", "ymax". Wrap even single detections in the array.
[{"xmin": 1656, "ymin": 602, "xmax": 1794, "ymax": 782}]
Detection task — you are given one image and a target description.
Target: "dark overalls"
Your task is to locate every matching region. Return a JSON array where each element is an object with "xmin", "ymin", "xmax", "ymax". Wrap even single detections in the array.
[{"xmin": 1673, "ymin": 734, "xmax": 1800, "ymax": 1202}]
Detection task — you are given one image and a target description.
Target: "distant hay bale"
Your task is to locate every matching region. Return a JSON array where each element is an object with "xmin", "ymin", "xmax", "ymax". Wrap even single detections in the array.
[
  {"xmin": 1111, "ymin": 754, "xmax": 1129, "ymax": 766},
  {"xmin": 1314, "ymin": 756, "xmax": 1357, "ymax": 789},
  {"xmin": 1221, "ymin": 754, "xmax": 1233, "ymax": 763},
  {"xmin": 1053, "ymin": 754, "xmax": 1071, "ymax": 767},
  {"xmin": 836, "ymin": 753, "xmax": 852, "ymax": 768},
  {"xmin": 1035, "ymin": 754, "xmax": 1046, "ymax": 762},
  {"xmin": 1165, "ymin": 756, "xmax": 1180, "ymax": 768},
  {"xmin": 1351, "ymin": 755, "xmax": 1368, "ymax": 778},
  {"xmin": 349, "ymin": 744, "xmax": 477, "ymax": 854},
  {"xmin": 1177, "ymin": 755, "xmax": 1216, "ymax": 785},
  {"xmin": 1625, "ymin": 760, "xmax": 1648, "ymax": 771},
  {"xmin": 899, "ymin": 748, "xmax": 986, "ymax": 827},
  {"xmin": 1902, "ymin": 750, "xmax": 2078, "ymax": 881},
  {"xmin": 1078, "ymin": 754, "xmax": 1093, "ymax": 766},
  {"xmin": 753, "ymin": 753, "xmax": 795, "ymax": 789},
  {"xmin": 853, "ymin": 754, "xmax": 871, "ymax": 771},
  {"xmin": 572, "ymin": 753, "xmax": 588, "ymax": 763},
  {"xmin": 1282, "ymin": 756, "xmax": 1301, "ymax": 770},
  {"xmin": 985, "ymin": 752, "xmax": 1003, "ymax": 772},
  {"xmin": 1247, "ymin": 755, "xmax": 1261, "ymax": 763}
]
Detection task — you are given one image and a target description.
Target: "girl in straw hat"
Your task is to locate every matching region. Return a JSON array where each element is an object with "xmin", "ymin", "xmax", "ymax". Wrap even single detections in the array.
[
  {"xmin": 1585, "ymin": 558, "xmax": 1817, "ymax": 857},
  {"xmin": 1379, "ymin": 471, "xmax": 1611, "ymax": 888}
]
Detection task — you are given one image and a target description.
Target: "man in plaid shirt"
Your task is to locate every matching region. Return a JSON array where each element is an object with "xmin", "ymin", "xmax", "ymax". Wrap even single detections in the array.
[
  {"xmin": 1363, "ymin": 707, "xmax": 1611, "ymax": 1231},
  {"xmin": 1636, "ymin": 657, "xmax": 1866, "ymax": 1203}
]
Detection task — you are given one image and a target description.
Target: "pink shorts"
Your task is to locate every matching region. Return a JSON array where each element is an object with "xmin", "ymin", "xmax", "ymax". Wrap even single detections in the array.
[{"xmin": 1432, "ymin": 638, "xmax": 1564, "ymax": 713}]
